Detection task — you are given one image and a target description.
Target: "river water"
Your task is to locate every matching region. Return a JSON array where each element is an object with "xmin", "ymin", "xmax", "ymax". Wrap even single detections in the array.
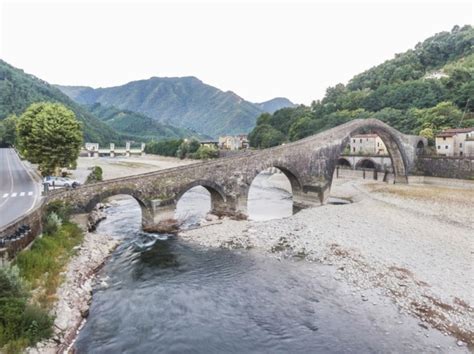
[{"xmin": 74, "ymin": 173, "xmax": 459, "ymax": 353}]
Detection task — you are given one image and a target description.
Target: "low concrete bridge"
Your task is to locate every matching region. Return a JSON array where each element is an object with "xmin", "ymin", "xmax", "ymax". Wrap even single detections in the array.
[
  {"xmin": 49, "ymin": 119, "xmax": 425, "ymax": 231},
  {"xmin": 337, "ymin": 154, "xmax": 394, "ymax": 171}
]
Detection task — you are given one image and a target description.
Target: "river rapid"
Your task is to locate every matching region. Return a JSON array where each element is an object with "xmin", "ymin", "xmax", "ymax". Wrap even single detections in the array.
[{"xmin": 74, "ymin": 173, "xmax": 461, "ymax": 353}]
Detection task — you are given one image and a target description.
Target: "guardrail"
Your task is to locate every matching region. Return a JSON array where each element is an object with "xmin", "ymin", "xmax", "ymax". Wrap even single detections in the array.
[{"xmin": 0, "ymin": 200, "xmax": 45, "ymax": 265}]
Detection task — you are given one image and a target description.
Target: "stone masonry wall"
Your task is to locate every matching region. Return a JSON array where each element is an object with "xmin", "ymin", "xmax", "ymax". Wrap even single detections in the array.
[{"xmin": 415, "ymin": 157, "xmax": 474, "ymax": 180}]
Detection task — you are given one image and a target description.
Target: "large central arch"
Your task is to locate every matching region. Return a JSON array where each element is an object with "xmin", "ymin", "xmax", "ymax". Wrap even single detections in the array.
[{"xmin": 336, "ymin": 123, "xmax": 409, "ymax": 184}]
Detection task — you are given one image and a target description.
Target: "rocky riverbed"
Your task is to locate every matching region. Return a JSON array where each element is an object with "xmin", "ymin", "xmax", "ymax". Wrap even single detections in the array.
[
  {"xmin": 180, "ymin": 177, "xmax": 474, "ymax": 348},
  {"xmin": 27, "ymin": 213, "xmax": 119, "ymax": 354}
]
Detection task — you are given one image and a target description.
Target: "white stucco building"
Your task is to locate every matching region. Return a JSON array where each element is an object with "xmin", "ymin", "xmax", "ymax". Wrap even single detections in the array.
[
  {"xmin": 435, "ymin": 128, "xmax": 474, "ymax": 157},
  {"xmin": 349, "ymin": 134, "xmax": 388, "ymax": 155}
]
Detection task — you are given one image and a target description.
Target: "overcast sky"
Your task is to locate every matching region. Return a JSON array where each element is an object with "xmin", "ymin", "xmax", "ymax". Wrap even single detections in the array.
[{"xmin": 0, "ymin": 0, "xmax": 472, "ymax": 104}]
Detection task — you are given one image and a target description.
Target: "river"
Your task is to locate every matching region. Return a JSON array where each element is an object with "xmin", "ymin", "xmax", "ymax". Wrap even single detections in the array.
[{"xmin": 74, "ymin": 173, "xmax": 459, "ymax": 353}]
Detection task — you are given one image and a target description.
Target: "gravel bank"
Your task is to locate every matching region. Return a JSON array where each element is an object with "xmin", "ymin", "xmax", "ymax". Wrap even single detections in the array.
[{"xmin": 180, "ymin": 178, "xmax": 474, "ymax": 347}]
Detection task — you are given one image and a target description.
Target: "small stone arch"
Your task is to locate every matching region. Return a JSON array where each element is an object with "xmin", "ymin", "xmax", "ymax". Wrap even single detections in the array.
[
  {"xmin": 247, "ymin": 164, "xmax": 297, "ymax": 220},
  {"xmin": 355, "ymin": 158, "xmax": 377, "ymax": 170},
  {"xmin": 84, "ymin": 188, "xmax": 148, "ymax": 212},
  {"xmin": 83, "ymin": 187, "xmax": 153, "ymax": 230},
  {"xmin": 337, "ymin": 157, "xmax": 352, "ymax": 168},
  {"xmin": 175, "ymin": 179, "xmax": 227, "ymax": 215},
  {"xmin": 416, "ymin": 140, "xmax": 425, "ymax": 156},
  {"xmin": 272, "ymin": 165, "xmax": 303, "ymax": 193}
]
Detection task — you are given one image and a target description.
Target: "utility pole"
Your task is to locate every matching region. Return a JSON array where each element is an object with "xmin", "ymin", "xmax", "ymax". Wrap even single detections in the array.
[{"xmin": 458, "ymin": 98, "xmax": 470, "ymax": 128}]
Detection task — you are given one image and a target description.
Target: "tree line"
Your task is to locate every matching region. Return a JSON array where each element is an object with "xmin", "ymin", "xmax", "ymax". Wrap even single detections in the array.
[{"xmin": 145, "ymin": 138, "xmax": 218, "ymax": 159}]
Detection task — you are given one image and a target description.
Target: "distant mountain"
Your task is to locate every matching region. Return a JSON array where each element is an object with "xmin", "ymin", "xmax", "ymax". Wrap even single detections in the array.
[
  {"xmin": 57, "ymin": 77, "xmax": 263, "ymax": 138},
  {"xmin": 0, "ymin": 59, "xmax": 120, "ymax": 144},
  {"xmin": 86, "ymin": 103, "xmax": 209, "ymax": 141},
  {"xmin": 256, "ymin": 97, "xmax": 296, "ymax": 114}
]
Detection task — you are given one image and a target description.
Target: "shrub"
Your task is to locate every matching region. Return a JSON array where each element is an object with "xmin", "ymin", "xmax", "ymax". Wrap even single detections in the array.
[
  {"xmin": 85, "ymin": 166, "xmax": 103, "ymax": 184},
  {"xmin": 43, "ymin": 212, "xmax": 62, "ymax": 235},
  {"xmin": 0, "ymin": 267, "xmax": 53, "ymax": 353},
  {"xmin": 193, "ymin": 145, "xmax": 219, "ymax": 159},
  {"xmin": 176, "ymin": 139, "xmax": 207, "ymax": 159},
  {"xmin": 44, "ymin": 201, "xmax": 71, "ymax": 223}
]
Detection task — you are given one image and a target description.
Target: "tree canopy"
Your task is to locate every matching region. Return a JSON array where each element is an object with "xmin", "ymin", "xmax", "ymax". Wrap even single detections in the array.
[{"xmin": 17, "ymin": 102, "xmax": 83, "ymax": 175}]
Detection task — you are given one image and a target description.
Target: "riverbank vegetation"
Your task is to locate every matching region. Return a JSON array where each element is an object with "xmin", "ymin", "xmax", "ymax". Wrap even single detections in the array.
[
  {"xmin": 146, "ymin": 138, "xmax": 218, "ymax": 159},
  {"xmin": 0, "ymin": 202, "xmax": 83, "ymax": 353},
  {"xmin": 249, "ymin": 25, "xmax": 474, "ymax": 148}
]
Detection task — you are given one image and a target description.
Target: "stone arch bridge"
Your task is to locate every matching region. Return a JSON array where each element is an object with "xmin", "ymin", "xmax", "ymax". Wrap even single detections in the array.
[{"xmin": 49, "ymin": 119, "xmax": 425, "ymax": 231}]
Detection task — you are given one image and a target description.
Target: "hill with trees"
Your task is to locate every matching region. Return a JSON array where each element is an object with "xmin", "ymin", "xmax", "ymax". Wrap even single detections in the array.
[
  {"xmin": 86, "ymin": 103, "xmax": 209, "ymax": 141},
  {"xmin": 249, "ymin": 25, "xmax": 474, "ymax": 148},
  {"xmin": 0, "ymin": 60, "xmax": 120, "ymax": 145},
  {"xmin": 255, "ymin": 97, "xmax": 297, "ymax": 114},
  {"xmin": 57, "ymin": 78, "xmax": 295, "ymax": 138}
]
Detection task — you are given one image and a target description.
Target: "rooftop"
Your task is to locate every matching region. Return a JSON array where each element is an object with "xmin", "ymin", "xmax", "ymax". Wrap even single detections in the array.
[{"xmin": 437, "ymin": 127, "xmax": 474, "ymax": 138}]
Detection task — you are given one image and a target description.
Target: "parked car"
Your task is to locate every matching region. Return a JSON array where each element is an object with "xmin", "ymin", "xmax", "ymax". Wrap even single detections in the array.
[{"xmin": 43, "ymin": 176, "xmax": 81, "ymax": 188}]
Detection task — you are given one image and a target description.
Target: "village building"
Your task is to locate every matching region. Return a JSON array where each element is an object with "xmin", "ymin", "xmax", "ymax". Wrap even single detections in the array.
[
  {"xmin": 218, "ymin": 135, "xmax": 249, "ymax": 150},
  {"xmin": 349, "ymin": 134, "xmax": 388, "ymax": 155},
  {"xmin": 435, "ymin": 128, "xmax": 474, "ymax": 157}
]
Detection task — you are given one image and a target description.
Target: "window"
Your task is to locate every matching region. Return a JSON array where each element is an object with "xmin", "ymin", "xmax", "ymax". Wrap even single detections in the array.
[
  {"xmin": 460, "ymin": 143, "xmax": 462, "ymax": 148},
  {"xmin": 366, "ymin": 138, "xmax": 368, "ymax": 141},
  {"xmin": 353, "ymin": 139, "xmax": 355, "ymax": 143},
  {"xmin": 460, "ymin": 151, "xmax": 463, "ymax": 156},
  {"xmin": 443, "ymin": 137, "xmax": 446, "ymax": 141},
  {"xmin": 353, "ymin": 147, "xmax": 355, "ymax": 152},
  {"xmin": 445, "ymin": 146, "xmax": 448, "ymax": 149},
  {"xmin": 360, "ymin": 139, "xmax": 362, "ymax": 143},
  {"xmin": 377, "ymin": 142, "xmax": 380, "ymax": 147},
  {"xmin": 437, "ymin": 145, "xmax": 441, "ymax": 149}
]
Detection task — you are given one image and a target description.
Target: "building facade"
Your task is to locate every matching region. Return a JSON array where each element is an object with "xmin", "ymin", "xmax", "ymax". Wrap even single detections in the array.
[
  {"xmin": 435, "ymin": 128, "xmax": 474, "ymax": 157},
  {"xmin": 218, "ymin": 135, "xmax": 249, "ymax": 150},
  {"xmin": 349, "ymin": 134, "xmax": 388, "ymax": 155}
]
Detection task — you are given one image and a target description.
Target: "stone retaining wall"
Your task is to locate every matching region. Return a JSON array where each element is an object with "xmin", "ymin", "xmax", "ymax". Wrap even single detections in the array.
[
  {"xmin": 415, "ymin": 156, "xmax": 474, "ymax": 180},
  {"xmin": 0, "ymin": 201, "xmax": 45, "ymax": 265}
]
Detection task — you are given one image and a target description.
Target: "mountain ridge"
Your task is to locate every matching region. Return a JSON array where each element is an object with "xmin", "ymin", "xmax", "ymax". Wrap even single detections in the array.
[{"xmin": 56, "ymin": 78, "xmax": 295, "ymax": 138}]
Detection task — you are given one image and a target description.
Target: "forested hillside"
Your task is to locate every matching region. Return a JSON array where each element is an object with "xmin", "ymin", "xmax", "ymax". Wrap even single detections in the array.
[
  {"xmin": 249, "ymin": 25, "xmax": 474, "ymax": 148},
  {"xmin": 86, "ymin": 103, "xmax": 209, "ymax": 141},
  {"xmin": 57, "ymin": 79, "xmax": 296, "ymax": 138},
  {"xmin": 0, "ymin": 60, "xmax": 120, "ymax": 145},
  {"xmin": 255, "ymin": 97, "xmax": 296, "ymax": 114}
]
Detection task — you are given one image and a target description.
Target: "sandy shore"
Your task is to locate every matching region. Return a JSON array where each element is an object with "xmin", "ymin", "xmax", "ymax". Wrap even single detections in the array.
[{"xmin": 181, "ymin": 177, "xmax": 474, "ymax": 347}]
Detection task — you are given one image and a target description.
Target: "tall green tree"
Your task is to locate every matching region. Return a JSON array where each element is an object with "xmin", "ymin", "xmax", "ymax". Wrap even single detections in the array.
[
  {"xmin": 17, "ymin": 102, "xmax": 83, "ymax": 175},
  {"xmin": 0, "ymin": 114, "xmax": 18, "ymax": 147}
]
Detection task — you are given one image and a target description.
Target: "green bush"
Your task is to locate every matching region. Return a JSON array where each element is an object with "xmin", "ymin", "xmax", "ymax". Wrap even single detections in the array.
[
  {"xmin": 85, "ymin": 165, "xmax": 103, "ymax": 184},
  {"xmin": 0, "ymin": 267, "xmax": 53, "ymax": 353},
  {"xmin": 176, "ymin": 139, "xmax": 201, "ymax": 159},
  {"xmin": 192, "ymin": 145, "xmax": 219, "ymax": 159},
  {"xmin": 44, "ymin": 201, "xmax": 71, "ymax": 223},
  {"xmin": 43, "ymin": 212, "xmax": 62, "ymax": 235}
]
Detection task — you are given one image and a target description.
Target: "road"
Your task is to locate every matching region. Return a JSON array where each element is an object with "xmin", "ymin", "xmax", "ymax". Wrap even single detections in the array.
[{"xmin": 0, "ymin": 148, "xmax": 41, "ymax": 228}]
